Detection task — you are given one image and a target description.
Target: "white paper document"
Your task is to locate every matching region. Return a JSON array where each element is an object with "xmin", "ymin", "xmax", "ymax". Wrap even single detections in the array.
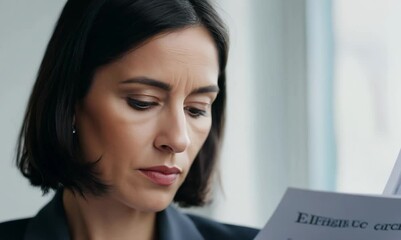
[
  {"xmin": 255, "ymin": 149, "xmax": 401, "ymax": 240},
  {"xmin": 255, "ymin": 188, "xmax": 401, "ymax": 240},
  {"xmin": 383, "ymin": 149, "xmax": 401, "ymax": 195}
]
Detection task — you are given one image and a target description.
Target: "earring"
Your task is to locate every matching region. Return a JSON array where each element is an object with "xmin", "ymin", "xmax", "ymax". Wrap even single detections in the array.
[{"xmin": 72, "ymin": 115, "xmax": 76, "ymax": 134}]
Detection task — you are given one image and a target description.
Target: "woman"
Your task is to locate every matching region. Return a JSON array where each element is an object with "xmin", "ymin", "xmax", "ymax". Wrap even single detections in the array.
[{"xmin": 0, "ymin": 0, "xmax": 259, "ymax": 239}]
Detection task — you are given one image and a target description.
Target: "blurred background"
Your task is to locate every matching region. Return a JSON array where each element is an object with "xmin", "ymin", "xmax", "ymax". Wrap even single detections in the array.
[{"xmin": 1, "ymin": 0, "xmax": 401, "ymax": 228}]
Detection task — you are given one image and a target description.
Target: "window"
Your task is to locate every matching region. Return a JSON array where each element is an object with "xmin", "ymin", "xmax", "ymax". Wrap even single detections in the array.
[{"xmin": 334, "ymin": 0, "xmax": 401, "ymax": 194}]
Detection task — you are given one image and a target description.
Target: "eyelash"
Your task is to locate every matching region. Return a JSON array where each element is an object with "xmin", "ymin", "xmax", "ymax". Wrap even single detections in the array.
[
  {"xmin": 127, "ymin": 98, "xmax": 207, "ymax": 118},
  {"xmin": 127, "ymin": 98, "xmax": 157, "ymax": 110},
  {"xmin": 185, "ymin": 107, "xmax": 207, "ymax": 118}
]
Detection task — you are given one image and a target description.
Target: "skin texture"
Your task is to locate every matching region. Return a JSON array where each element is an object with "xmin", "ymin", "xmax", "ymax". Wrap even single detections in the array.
[{"xmin": 63, "ymin": 26, "xmax": 219, "ymax": 240}]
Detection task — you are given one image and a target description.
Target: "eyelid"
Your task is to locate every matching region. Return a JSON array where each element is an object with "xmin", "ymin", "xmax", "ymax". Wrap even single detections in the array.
[
  {"xmin": 186, "ymin": 101, "xmax": 212, "ymax": 109},
  {"xmin": 187, "ymin": 93, "xmax": 217, "ymax": 106},
  {"xmin": 184, "ymin": 101, "xmax": 212, "ymax": 118},
  {"xmin": 127, "ymin": 98, "xmax": 158, "ymax": 110},
  {"xmin": 185, "ymin": 106, "xmax": 208, "ymax": 118},
  {"xmin": 128, "ymin": 93, "xmax": 160, "ymax": 101}
]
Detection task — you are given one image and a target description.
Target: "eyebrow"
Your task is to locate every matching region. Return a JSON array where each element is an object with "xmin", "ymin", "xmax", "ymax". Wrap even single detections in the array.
[
  {"xmin": 120, "ymin": 77, "xmax": 171, "ymax": 91},
  {"xmin": 120, "ymin": 77, "xmax": 219, "ymax": 94},
  {"xmin": 190, "ymin": 85, "xmax": 220, "ymax": 95}
]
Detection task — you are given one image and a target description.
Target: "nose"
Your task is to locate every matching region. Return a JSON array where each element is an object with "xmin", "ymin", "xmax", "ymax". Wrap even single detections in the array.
[{"xmin": 154, "ymin": 108, "xmax": 191, "ymax": 154}]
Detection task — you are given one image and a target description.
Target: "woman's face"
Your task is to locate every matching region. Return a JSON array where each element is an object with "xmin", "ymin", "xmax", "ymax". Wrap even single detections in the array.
[{"xmin": 75, "ymin": 26, "xmax": 219, "ymax": 212}]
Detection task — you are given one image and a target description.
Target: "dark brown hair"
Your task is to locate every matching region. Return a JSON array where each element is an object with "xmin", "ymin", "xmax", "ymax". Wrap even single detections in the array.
[{"xmin": 16, "ymin": 0, "xmax": 228, "ymax": 207}]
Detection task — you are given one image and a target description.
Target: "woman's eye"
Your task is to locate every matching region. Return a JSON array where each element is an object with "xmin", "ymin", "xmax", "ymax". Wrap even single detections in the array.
[
  {"xmin": 127, "ymin": 98, "xmax": 158, "ymax": 110},
  {"xmin": 185, "ymin": 107, "xmax": 207, "ymax": 118}
]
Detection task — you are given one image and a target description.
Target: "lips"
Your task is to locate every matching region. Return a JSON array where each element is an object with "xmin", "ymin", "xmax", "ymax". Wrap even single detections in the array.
[{"xmin": 139, "ymin": 166, "xmax": 181, "ymax": 186}]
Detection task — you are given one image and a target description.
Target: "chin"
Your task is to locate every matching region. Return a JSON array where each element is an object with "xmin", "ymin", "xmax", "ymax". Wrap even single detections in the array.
[
  {"xmin": 136, "ymin": 198, "xmax": 173, "ymax": 213},
  {"xmin": 120, "ymin": 189, "xmax": 177, "ymax": 213}
]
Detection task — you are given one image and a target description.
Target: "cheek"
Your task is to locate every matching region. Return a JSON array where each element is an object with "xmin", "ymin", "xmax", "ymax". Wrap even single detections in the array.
[
  {"xmin": 187, "ymin": 118, "xmax": 213, "ymax": 159},
  {"xmin": 76, "ymin": 95, "xmax": 153, "ymax": 163}
]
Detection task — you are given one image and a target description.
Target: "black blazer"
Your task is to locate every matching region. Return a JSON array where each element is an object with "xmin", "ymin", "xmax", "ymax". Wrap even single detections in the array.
[{"xmin": 0, "ymin": 190, "xmax": 259, "ymax": 240}]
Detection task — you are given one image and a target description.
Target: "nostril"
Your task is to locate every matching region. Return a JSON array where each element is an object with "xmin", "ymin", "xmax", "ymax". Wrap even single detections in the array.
[{"xmin": 161, "ymin": 144, "xmax": 174, "ymax": 153}]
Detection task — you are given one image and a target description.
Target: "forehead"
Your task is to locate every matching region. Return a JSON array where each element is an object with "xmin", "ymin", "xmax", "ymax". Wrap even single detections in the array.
[
  {"xmin": 140, "ymin": 26, "xmax": 218, "ymax": 65},
  {"xmin": 104, "ymin": 26, "xmax": 220, "ymax": 86}
]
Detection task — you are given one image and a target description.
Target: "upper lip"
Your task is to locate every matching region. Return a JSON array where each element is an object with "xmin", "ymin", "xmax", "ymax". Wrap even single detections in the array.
[{"xmin": 139, "ymin": 165, "xmax": 182, "ymax": 174}]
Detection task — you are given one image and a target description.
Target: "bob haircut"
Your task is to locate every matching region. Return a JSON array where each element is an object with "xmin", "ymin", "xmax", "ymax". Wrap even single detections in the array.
[{"xmin": 16, "ymin": 0, "xmax": 228, "ymax": 207}]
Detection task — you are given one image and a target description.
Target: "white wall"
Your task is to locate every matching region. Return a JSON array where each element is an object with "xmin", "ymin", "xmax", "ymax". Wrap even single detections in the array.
[
  {"xmin": 0, "ymin": 0, "xmax": 66, "ymax": 221},
  {"xmin": 334, "ymin": 0, "xmax": 401, "ymax": 194}
]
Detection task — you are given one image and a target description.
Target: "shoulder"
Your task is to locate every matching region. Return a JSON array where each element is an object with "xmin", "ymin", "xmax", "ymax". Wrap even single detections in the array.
[
  {"xmin": 0, "ymin": 218, "xmax": 31, "ymax": 240},
  {"xmin": 186, "ymin": 214, "xmax": 259, "ymax": 240},
  {"xmin": 160, "ymin": 206, "xmax": 259, "ymax": 240}
]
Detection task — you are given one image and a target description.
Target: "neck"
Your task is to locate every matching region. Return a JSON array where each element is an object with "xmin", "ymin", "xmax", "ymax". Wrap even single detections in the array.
[{"xmin": 63, "ymin": 189, "xmax": 157, "ymax": 240}]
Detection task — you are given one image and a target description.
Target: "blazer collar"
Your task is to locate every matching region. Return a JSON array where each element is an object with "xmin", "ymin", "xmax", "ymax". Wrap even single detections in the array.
[
  {"xmin": 157, "ymin": 205, "xmax": 203, "ymax": 240},
  {"xmin": 24, "ymin": 190, "xmax": 203, "ymax": 240},
  {"xmin": 24, "ymin": 190, "xmax": 70, "ymax": 240}
]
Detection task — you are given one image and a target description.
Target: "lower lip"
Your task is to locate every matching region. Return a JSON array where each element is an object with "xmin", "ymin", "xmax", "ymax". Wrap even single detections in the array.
[{"xmin": 139, "ymin": 170, "xmax": 179, "ymax": 186}]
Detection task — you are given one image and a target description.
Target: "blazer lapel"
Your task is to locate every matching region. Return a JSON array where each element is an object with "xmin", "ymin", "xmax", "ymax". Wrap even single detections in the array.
[
  {"xmin": 157, "ymin": 206, "xmax": 204, "ymax": 240},
  {"xmin": 24, "ymin": 190, "xmax": 70, "ymax": 240}
]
